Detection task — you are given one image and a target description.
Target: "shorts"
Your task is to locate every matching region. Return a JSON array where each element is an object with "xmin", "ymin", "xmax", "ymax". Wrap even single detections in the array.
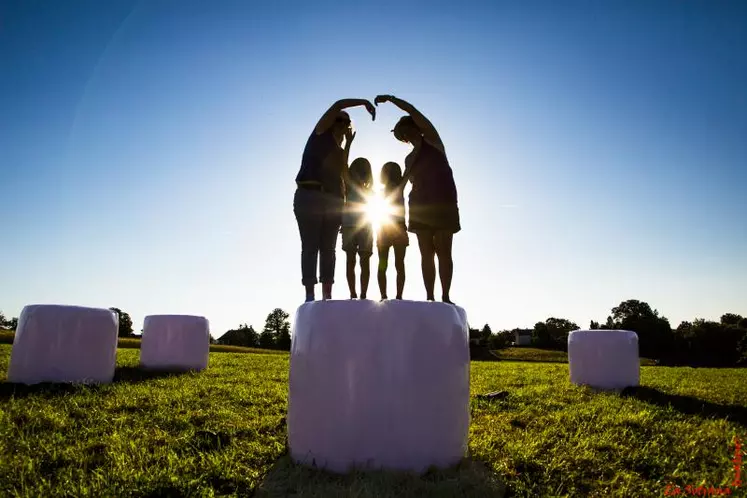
[
  {"xmin": 408, "ymin": 202, "xmax": 461, "ymax": 234},
  {"xmin": 377, "ymin": 222, "xmax": 409, "ymax": 249},
  {"xmin": 341, "ymin": 224, "xmax": 373, "ymax": 255}
]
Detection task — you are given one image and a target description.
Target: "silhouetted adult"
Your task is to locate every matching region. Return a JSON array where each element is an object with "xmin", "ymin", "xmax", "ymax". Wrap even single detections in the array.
[
  {"xmin": 294, "ymin": 99, "xmax": 376, "ymax": 302},
  {"xmin": 375, "ymin": 95, "xmax": 460, "ymax": 303}
]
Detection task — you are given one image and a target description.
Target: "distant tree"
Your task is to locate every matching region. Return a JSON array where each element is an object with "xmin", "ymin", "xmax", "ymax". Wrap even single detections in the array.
[
  {"xmin": 740, "ymin": 317, "xmax": 747, "ymax": 329},
  {"xmin": 488, "ymin": 330, "xmax": 513, "ymax": 350},
  {"xmin": 480, "ymin": 324, "xmax": 493, "ymax": 343},
  {"xmin": 0, "ymin": 311, "xmax": 5, "ymax": 326},
  {"xmin": 532, "ymin": 321, "xmax": 552, "ymax": 347},
  {"xmin": 8, "ymin": 317, "xmax": 17, "ymax": 330},
  {"xmin": 468, "ymin": 328, "xmax": 484, "ymax": 346},
  {"xmin": 606, "ymin": 299, "xmax": 672, "ymax": 359},
  {"xmin": 739, "ymin": 334, "xmax": 747, "ymax": 365},
  {"xmin": 677, "ymin": 321, "xmax": 692, "ymax": 331},
  {"xmin": 109, "ymin": 307, "xmax": 133, "ymax": 337},
  {"xmin": 217, "ymin": 324, "xmax": 258, "ymax": 347},
  {"xmin": 244, "ymin": 325, "xmax": 259, "ymax": 347},
  {"xmin": 533, "ymin": 318, "xmax": 579, "ymax": 350},
  {"xmin": 721, "ymin": 313, "xmax": 743, "ymax": 326},
  {"xmin": 261, "ymin": 308, "xmax": 290, "ymax": 349},
  {"xmin": 677, "ymin": 318, "xmax": 746, "ymax": 367},
  {"xmin": 276, "ymin": 325, "xmax": 291, "ymax": 351},
  {"xmin": 590, "ymin": 320, "xmax": 600, "ymax": 329},
  {"xmin": 259, "ymin": 329, "xmax": 276, "ymax": 348}
]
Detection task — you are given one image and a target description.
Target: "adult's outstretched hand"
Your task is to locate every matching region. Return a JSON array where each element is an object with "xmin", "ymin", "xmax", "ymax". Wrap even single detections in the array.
[
  {"xmin": 363, "ymin": 100, "xmax": 376, "ymax": 120},
  {"xmin": 374, "ymin": 95, "xmax": 394, "ymax": 105}
]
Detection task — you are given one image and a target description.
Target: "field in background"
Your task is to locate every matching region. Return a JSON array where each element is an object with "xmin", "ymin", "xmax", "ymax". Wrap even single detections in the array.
[
  {"xmin": 1, "ymin": 345, "xmax": 745, "ymax": 496},
  {"xmin": 489, "ymin": 346, "xmax": 659, "ymax": 366},
  {"xmin": 0, "ymin": 331, "xmax": 286, "ymax": 355}
]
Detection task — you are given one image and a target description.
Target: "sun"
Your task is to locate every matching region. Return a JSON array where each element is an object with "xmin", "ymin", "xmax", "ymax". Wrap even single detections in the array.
[{"xmin": 363, "ymin": 185, "xmax": 396, "ymax": 231}]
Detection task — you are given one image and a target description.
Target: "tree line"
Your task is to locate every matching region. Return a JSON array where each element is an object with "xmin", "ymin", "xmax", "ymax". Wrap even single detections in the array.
[
  {"xmin": 3, "ymin": 300, "xmax": 746, "ymax": 365},
  {"xmin": 1, "ymin": 308, "xmax": 136, "ymax": 337},
  {"xmin": 470, "ymin": 299, "xmax": 747, "ymax": 367},
  {"xmin": 0, "ymin": 312, "xmax": 18, "ymax": 330},
  {"xmin": 214, "ymin": 308, "xmax": 292, "ymax": 351},
  {"xmin": 0, "ymin": 306, "xmax": 293, "ymax": 350}
]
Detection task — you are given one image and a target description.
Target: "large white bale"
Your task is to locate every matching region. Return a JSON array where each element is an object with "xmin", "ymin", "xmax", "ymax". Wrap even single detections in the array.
[
  {"xmin": 7, "ymin": 304, "xmax": 118, "ymax": 384},
  {"xmin": 288, "ymin": 299, "xmax": 470, "ymax": 474},
  {"xmin": 140, "ymin": 315, "xmax": 210, "ymax": 371},
  {"xmin": 568, "ymin": 329, "xmax": 639, "ymax": 389}
]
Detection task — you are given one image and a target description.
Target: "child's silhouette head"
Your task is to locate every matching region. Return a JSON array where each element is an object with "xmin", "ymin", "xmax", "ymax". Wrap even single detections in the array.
[
  {"xmin": 349, "ymin": 158, "xmax": 373, "ymax": 188},
  {"xmin": 380, "ymin": 161, "xmax": 403, "ymax": 189}
]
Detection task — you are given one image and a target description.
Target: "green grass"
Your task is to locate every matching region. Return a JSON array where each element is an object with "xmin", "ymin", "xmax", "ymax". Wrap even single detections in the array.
[
  {"xmin": 118, "ymin": 336, "xmax": 288, "ymax": 355},
  {"xmin": 1, "ymin": 332, "xmax": 286, "ymax": 355},
  {"xmin": 492, "ymin": 346, "xmax": 658, "ymax": 366},
  {"xmin": 1, "ymin": 345, "xmax": 745, "ymax": 497}
]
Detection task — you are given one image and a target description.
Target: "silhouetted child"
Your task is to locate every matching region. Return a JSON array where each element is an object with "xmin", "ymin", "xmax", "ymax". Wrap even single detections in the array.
[
  {"xmin": 377, "ymin": 161, "xmax": 409, "ymax": 300},
  {"xmin": 342, "ymin": 158, "xmax": 374, "ymax": 299}
]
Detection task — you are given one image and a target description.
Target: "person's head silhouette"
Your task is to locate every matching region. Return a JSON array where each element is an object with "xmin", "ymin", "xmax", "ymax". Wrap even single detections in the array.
[
  {"xmin": 349, "ymin": 157, "xmax": 373, "ymax": 189},
  {"xmin": 391, "ymin": 116, "xmax": 421, "ymax": 145},
  {"xmin": 380, "ymin": 161, "xmax": 403, "ymax": 190}
]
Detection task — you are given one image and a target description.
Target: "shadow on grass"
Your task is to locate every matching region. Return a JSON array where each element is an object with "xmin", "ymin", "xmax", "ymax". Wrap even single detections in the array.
[
  {"xmin": 253, "ymin": 455, "xmax": 506, "ymax": 498},
  {"xmin": 468, "ymin": 346, "xmax": 501, "ymax": 362},
  {"xmin": 0, "ymin": 366, "xmax": 192, "ymax": 400},
  {"xmin": 621, "ymin": 386, "xmax": 747, "ymax": 427},
  {"xmin": 112, "ymin": 365, "xmax": 195, "ymax": 383}
]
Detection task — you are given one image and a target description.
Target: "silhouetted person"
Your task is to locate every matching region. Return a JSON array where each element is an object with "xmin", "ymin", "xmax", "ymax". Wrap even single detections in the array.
[
  {"xmin": 377, "ymin": 161, "xmax": 409, "ymax": 300},
  {"xmin": 342, "ymin": 158, "xmax": 374, "ymax": 299},
  {"xmin": 375, "ymin": 95, "xmax": 460, "ymax": 303},
  {"xmin": 294, "ymin": 99, "xmax": 375, "ymax": 302}
]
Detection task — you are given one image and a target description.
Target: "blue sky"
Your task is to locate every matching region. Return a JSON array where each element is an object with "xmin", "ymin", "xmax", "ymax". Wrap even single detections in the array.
[{"xmin": 1, "ymin": 0, "xmax": 745, "ymax": 337}]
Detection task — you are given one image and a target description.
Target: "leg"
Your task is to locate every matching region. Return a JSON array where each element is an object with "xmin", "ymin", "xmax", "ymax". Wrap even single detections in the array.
[
  {"xmin": 346, "ymin": 251, "xmax": 357, "ymax": 299},
  {"xmin": 359, "ymin": 253, "xmax": 371, "ymax": 299},
  {"xmin": 394, "ymin": 245, "xmax": 406, "ymax": 299},
  {"xmin": 293, "ymin": 189, "xmax": 322, "ymax": 301},
  {"xmin": 377, "ymin": 246, "xmax": 389, "ymax": 300},
  {"xmin": 433, "ymin": 231, "xmax": 454, "ymax": 303},
  {"xmin": 319, "ymin": 195, "xmax": 343, "ymax": 300},
  {"xmin": 358, "ymin": 225, "xmax": 373, "ymax": 300},
  {"xmin": 416, "ymin": 232, "xmax": 436, "ymax": 301}
]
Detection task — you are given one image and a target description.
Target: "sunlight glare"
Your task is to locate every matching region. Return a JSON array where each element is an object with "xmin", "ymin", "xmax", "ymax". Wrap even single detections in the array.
[{"xmin": 364, "ymin": 188, "xmax": 396, "ymax": 231}]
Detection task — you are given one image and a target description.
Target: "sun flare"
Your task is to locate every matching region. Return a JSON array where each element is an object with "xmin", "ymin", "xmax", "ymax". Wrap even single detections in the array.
[{"xmin": 363, "ymin": 186, "xmax": 396, "ymax": 230}]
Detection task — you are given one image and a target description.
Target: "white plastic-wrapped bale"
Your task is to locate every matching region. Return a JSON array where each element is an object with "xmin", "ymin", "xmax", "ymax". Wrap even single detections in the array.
[
  {"xmin": 288, "ymin": 299, "xmax": 470, "ymax": 474},
  {"xmin": 140, "ymin": 315, "xmax": 210, "ymax": 371},
  {"xmin": 7, "ymin": 304, "xmax": 119, "ymax": 384},
  {"xmin": 568, "ymin": 329, "xmax": 640, "ymax": 389}
]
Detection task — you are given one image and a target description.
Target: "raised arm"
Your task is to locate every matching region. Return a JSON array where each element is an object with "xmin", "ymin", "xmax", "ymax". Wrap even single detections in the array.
[
  {"xmin": 395, "ymin": 153, "xmax": 417, "ymax": 192},
  {"xmin": 375, "ymin": 95, "xmax": 445, "ymax": 153},
  {"xmin": 314, "ymin": 98, "xmax": 376, "ymax": 135},
  {"xmin": 341, "ymin": 130, "xmax": 355, "ymax": 186},
  {"xmin": 321, "ymin": 129, "xmax": 356, "ymax": 198}
]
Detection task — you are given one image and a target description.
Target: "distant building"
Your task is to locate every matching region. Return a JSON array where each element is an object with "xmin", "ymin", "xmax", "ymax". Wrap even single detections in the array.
[{"xmin": 514, "ymin": 329, "xmax": 532, "ymax": 346}]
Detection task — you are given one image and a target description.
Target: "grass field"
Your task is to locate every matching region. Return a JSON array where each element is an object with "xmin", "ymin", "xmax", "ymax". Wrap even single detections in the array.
[
  {"xmin": 0, "ymin": 331, "xmax": 287, "ymax": 356},
  {"xmin": 489, "ymin": 346, "xmax": 660, "ymax": 366},
  {"xmin": 1, "ymin": 345, "xmax": 745, "ymax": 497}
]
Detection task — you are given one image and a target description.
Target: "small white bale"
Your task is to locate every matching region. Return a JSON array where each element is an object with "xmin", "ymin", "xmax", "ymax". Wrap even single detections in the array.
[
  {"xmin": 140, "ymin": 315, "xmax": 210, "ymax": 371},
  {"xmin": 7, "ymin": 304, "xmax": 118, "ymax": 384},
  {"xmin": 288, "ymin": 299, "xmax": 470, "ymax": 474},
  {"xmin": 568, "ymin": 329, "xmax": 640, "ymax": 389}
]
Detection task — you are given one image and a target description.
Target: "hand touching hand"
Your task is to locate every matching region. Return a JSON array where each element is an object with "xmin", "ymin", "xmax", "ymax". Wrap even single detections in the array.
[{"xmin": 375, "ymin": 94, "xmax": 394, "ymax": 105}]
